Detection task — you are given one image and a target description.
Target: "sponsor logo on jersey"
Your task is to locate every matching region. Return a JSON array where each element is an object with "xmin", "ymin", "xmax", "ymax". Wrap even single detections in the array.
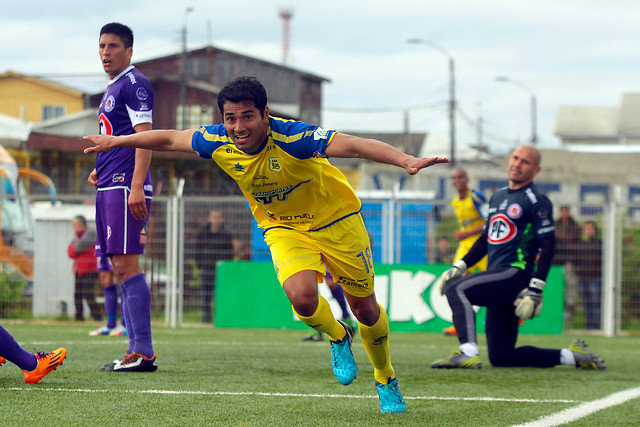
[
  {"xmin": 313, "ymin": 127, "xmax": 330, "ymax": 140},
  {"xmin": 312, "ymin": 151, "xmax": 327, "ymax": 158},
  {"xmin": 487, "ymin": 213, "xmax": 517, "ymax": 244},
  {"xmin": 525, "ymin": 188, "xmax": 538, "ymax": 204},
  {"xmin": 105, "ymin": 95, "xmax": 116, "ymax": 112},
  {"xmin": 136, "ymin": 87, "xmax": 149, "ymax": 101},
  {"xmin": 140, "ymin": 227, "xmax": 147, "ymax": 245},
  {"xmin": 507, "ymin": 203, "xmax": 523, "ymax": 219},
  {"xmin": 278, "ymin": 213, "xmax": 315, "ymax": 221},
  {"xmin": 107, "ymin": 226, "xmax": 112, "ymax": 240},
  {"xmin": 253, "ymin": 179, "xmax": 312, "ymax": 205},
  {"xmin": 98, "ymin": 113, "xmax": 113, "ymax": 135},
  {"xmin": 269, "ymin": 157, "xmax": 282, "ymax": 172},
  {"xmin": 538, "ymin": 208, "xmax": 549, "ymax": 218},
  {"xmin": 112, "ymin": 173, "xmax": 125, "ymax": 182},
  {"xmin": 126, "ymin": 72, "xmax": 137, "ymax": 84}
]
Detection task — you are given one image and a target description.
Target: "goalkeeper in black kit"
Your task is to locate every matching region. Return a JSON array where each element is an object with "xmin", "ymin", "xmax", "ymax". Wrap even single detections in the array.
[{"xmin": 431, "ymin": 145, "xmax": 606, "ymax": 370}]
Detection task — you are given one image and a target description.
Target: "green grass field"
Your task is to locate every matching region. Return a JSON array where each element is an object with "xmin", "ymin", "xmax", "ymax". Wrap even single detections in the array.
[{"xmin": 0, "ymin": 322, "xmax": 638, "ymax": 426}]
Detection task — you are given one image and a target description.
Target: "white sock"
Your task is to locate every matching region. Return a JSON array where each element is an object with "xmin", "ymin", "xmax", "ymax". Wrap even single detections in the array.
[
  {"xmin": 460, "ymin": 342, "xmax": 479, "ymax": 357},
  {"xmin": 560, "ymin": 348, "xmax": 576, "ymax": 366}
]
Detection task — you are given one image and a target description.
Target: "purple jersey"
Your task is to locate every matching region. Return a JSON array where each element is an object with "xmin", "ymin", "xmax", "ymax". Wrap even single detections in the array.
[{"xmin": 96, "ymin": 65, "xmax": 153, "ymax": 190}]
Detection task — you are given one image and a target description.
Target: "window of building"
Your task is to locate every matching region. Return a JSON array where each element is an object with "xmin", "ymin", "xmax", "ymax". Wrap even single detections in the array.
[{"xmin": 41, "ymin": 105, "xmax": 66, "ymax": 121}]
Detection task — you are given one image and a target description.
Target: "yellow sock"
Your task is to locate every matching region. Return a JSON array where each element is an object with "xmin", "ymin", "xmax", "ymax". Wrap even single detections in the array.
[
  {"xmin": 293, "ymin": 295, "xmax": 346, "ymax": 341},
  {"xmin": 359, "ymin": 304, "xmax": 395, "ymax": 384}
]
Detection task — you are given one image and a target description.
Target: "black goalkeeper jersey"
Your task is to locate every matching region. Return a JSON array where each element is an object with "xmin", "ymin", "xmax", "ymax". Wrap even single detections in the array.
[{"xmin": 482, "ymin": 182, "xmax": 555, "ymax": 274}]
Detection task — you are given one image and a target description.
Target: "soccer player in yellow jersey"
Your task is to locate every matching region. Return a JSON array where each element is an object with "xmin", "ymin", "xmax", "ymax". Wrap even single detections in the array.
[
  {"xmin": 442, "ymin": 168, "xmax": 488, "ymax": 336},
  {"xmin": 85, "ymin": 76, "xmax": 449, "ymax": 413}
]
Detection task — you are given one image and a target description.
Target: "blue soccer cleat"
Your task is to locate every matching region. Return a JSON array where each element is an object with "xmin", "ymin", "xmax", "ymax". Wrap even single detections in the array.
[
  {"xmin": 376, "ymin": 377, "xmax": 406, "ymax": 413},
  {"xmin": 330, "ymin": 320, "xmax": 357, "ymax": 385}
]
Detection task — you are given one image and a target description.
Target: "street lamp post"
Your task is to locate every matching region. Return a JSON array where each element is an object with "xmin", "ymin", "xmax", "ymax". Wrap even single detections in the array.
[
  {"xmin": 180, "ymin": 7, "xmax": 194, "ymax": 130},
  {"xmin": 407, "ymin": 38, "xmax": 456, "ymax": 167},
  {"xmin": 495, "ymin": 76, "xmax": 538, "ymax": 145}
]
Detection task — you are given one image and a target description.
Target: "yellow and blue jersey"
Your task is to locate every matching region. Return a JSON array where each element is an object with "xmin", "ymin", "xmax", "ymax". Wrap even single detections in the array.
[
  {"xmin": 452, "ymin": 188, "xmax": 487, "ymax": 248},
  {"xmin": 191, "ymin": 116, "xmax": 362, "ymax": 232}
]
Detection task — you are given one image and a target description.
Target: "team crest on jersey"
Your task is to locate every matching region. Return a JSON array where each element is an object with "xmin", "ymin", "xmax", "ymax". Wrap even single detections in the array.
[
  {"xmin": 487, "ymin": 214, "xmax": 517, "ymax": 244},
  {"xmin": 105, "ymin": 95, "xmax": 116, "ymax": 112},
  {"xmin": 507, "ymin": 203, "xmax": 523, "ymax": 219},
  {"xmin": 269, "ymin": 157, "xmax": 282, "ymax": 172},
  {"xmin": 234, "ymin": 162, "xmax": 245, "ymax": 173}
]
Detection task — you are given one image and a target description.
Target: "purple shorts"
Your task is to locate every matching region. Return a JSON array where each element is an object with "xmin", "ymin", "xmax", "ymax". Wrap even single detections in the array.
[{"xmin": 95, "ymin": 187, "xmax": 152, "ymax": 257}]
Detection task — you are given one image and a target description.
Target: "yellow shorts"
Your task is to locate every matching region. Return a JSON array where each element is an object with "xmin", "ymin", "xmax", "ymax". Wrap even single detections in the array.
[
  {"xmin": 264, "ymin": 213, "xmax": 375, "ymax": 297},
  {"xmin": 454, "ymin": 242, "xmax": 487, "ymax": 273}
]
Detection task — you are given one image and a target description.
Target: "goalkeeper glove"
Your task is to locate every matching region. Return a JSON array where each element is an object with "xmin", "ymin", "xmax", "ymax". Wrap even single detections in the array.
[
  {"xmin": 435, "ymin": 260, "xmax": 467, "ymax": 295},
  {"xmin": 514, "ymin": 278, "xmax": 545, "ymax": 319}
]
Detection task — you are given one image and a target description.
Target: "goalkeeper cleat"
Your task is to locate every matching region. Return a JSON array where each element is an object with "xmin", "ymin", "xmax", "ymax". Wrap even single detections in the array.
[
  {"xmin": 442, "ymin": 325, "xmax": 457, "ymax": 336},
  {"xmin": 431, "ymin": 349, "xmax": 482, "ymax": 369},
  {"xmin": 108, "ymin": 325, "xmax": 128, "ymax": 336},
  {"xmin": 570, "ymin": 339, "xmax": 606, "ymax": 370},
  {"xmin": 113, "ymin": 352, "xmax": 158, "ymax": 372},
  {"xmin": 302, "ymin": 331, "xmax": 324, "ymax": 342},
  {"xmin": 89, "ymin": 325, "xmax": 112, "ymax": 336},
  {"xmin": 330, "ymin": 320, "xmax": 357, "ymax": 385},
  {"xmin": 376, "ymin": 377, "xmax": 406, "ymax": 413},
  {"xmin": 0, "ymin": 356, "xmax": 5, "ymax": 366},
  {"xmin": 22, "ymin": 347, "xmax": 67, "ymax": 384}
]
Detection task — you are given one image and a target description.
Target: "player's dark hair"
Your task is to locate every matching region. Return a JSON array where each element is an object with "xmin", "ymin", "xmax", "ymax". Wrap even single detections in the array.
[
  {"xmin": 217, "ymin": 76, "xmax": 268, "ymax": 116},
  {"xmin": 73, "ymin": 215, "xmax": 87, "ymax": 226},
  {"xmin": 100, "ymin": 22, "xmax": 134, "ymax": 49}
]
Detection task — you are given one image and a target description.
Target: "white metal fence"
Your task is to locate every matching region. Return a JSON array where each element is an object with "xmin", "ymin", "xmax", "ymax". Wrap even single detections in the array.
[{"xmin": 2, "ymin": 193, "xmax": 639, "ymax": 336}]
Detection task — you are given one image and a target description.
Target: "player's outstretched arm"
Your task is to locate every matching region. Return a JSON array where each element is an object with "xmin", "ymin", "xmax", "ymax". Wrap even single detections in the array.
[
  {"xmin": 326, "ymin": 133, "xmax": 448, "ymax": 175},
  {"xmin": 83, "ymin": 129, "xmax": 196, "ymax": 154}
]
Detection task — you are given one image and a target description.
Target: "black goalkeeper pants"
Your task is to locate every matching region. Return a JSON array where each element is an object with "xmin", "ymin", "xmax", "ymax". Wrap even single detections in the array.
[{"xmin": 444, "ymin": 266, "xmax": 562, "ymax": 368}]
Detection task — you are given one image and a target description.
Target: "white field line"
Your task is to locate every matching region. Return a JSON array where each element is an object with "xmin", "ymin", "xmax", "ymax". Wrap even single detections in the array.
[
  {"xmin": 0, "ymin": 387, "xmax": 578, "ymax": 403},
  {"xmin": 512, "ymin": 386, "xmax": 640, "ymax": 427}
]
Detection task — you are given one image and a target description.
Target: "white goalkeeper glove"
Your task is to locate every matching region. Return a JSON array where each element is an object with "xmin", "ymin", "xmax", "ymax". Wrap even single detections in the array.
[
  {"xmin": 514, "ymin": 278, "xmax": 546, "ymax": 319},
  {"xmin": 435, "ymin": 260, "xmax": 467, "ymax": 295}
]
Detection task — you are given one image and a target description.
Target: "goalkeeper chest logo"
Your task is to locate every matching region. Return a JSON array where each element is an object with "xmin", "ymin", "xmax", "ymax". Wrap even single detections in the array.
[{"xmin": 487, "ymin": 214, "xmax": 517, "ymax": 244}]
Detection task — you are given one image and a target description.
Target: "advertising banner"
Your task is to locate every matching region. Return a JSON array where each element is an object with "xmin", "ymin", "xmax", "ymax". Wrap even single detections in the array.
[{"xmin": 216, "ymin": 262, "xmax": 564, "ymax": 334}]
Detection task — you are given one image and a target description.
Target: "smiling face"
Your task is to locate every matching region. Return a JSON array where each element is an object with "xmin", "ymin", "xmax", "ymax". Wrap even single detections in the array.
[
  {"xmin": 508, "ymin": 145, "xmax": 541, "ymax": 189},
  {"xmin": 222, "ymin": 100, "xmax": 270, "ymax": 153},
  {"xmin": 99, "ymin": 33, "xmax": 132, "ymax": 79}
]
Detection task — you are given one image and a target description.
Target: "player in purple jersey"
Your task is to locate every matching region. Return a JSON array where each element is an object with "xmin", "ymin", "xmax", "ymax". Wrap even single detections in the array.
[
  {"xmin": 87, "ymin": 22, "xmax": 156, "ymax": 372},
  {"xmin": 431, "ymin": 145, "xmax": 606, "ymax": 371}
]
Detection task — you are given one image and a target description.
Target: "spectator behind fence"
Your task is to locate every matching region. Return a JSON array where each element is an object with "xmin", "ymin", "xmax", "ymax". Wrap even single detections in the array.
[
  {"xmin": 68, "ymin": 215, "xmax": 101, "ymax": 321},
  {"xmin": 575, "ymin": 221, "xmax": 603, "ymax": 330},
  {"xmin": 232, "ymin": 238, "xmax": 251, "ymax": 261},
  {"xmin": 554, "ymin": 205, "xmax": 582, "ymax": 323},
  {"xmin": 196, "ymin": 209, "xmax": 234, "ymax": 323}
]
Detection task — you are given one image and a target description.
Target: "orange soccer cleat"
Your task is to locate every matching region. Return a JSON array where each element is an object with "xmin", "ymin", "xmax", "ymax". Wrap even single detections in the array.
[
  {"xmin": 0, "ymin": 356, "xmax": 6, "ymax": 366},
  {"xmin": 22, "ymin": 347, "xmax": 67, "ymax": 384},
  {"xmin": 442, "ymin": 325, "xmax": 457, "ymax": 336}
]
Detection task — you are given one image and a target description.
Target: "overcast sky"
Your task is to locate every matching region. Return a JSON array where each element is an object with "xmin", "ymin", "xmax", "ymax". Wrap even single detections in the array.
[{"xmin": 4, "ymin": 0, "xmax": 640, "ymax": 154}]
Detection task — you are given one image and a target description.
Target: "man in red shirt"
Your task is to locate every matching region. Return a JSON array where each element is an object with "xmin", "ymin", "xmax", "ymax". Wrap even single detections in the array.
[{"xmin": 68, "ymin": 215, "xmax": 101, "ymax": 321}]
